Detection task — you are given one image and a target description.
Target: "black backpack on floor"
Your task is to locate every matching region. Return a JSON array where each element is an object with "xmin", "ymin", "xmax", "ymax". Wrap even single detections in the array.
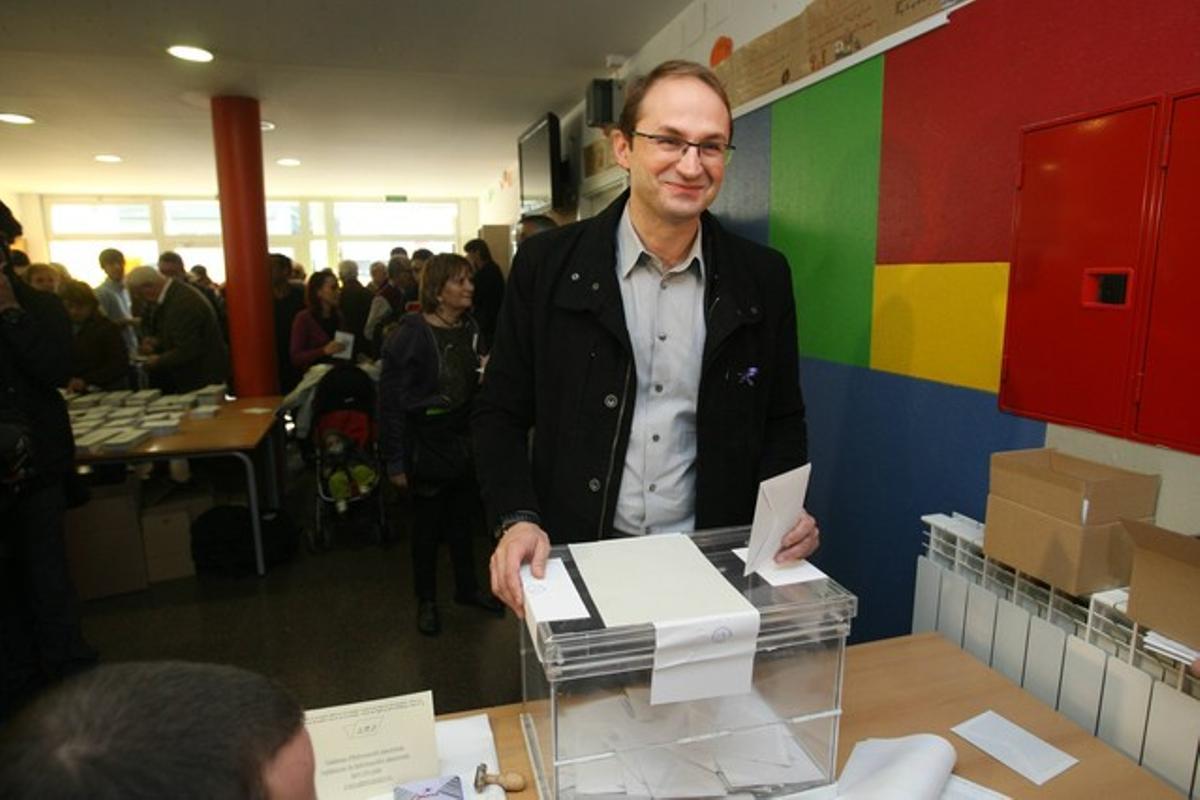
[{"xmin": 191, "ymin": 505, "xmax": 299, "ymax": 576}]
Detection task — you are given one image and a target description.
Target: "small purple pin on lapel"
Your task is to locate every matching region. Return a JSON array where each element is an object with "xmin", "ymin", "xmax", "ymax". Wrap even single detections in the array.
[{"xmin": 737, "ymin": 366, "xmax": 759, "ymax": 386}]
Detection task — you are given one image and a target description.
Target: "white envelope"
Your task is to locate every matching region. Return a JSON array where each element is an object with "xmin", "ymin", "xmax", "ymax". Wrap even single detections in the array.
[{"xmin": 744, "ymin": 464, "xmax": 811, "ymax": 576}]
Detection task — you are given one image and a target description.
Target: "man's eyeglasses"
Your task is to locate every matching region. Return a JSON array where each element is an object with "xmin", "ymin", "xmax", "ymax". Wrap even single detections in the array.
[{"xmin": 632, "ymin": 131, "xmax": 735, "ymax": 164}]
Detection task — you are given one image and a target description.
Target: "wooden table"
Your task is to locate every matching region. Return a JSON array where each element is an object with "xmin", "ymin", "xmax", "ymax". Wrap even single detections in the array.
[
  {"xmin": 475, "ymin": 633, "xmax": 1176, "ymax": 798},
  {"xmin": 76, "ymin": 396, "xmax": 284, "ymax": 575}
]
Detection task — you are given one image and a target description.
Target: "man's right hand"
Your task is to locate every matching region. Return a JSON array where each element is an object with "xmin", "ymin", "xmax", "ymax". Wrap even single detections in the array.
[{"xmin": 490, "ymin": 521, "xmax": 550, "ymax": 619}]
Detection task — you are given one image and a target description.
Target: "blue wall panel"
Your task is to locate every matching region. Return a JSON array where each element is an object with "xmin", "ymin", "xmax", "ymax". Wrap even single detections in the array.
[
  {"xmin": 799, "ymin": 357, "xmax": 1046, "ymax": 642},
  {"xmin": 710, "ymin": 105, "xmax": 772, "ymax": 245}
]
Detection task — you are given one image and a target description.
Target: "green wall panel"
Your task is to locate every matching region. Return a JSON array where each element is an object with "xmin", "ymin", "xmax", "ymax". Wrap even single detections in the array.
[{"xmin": 769, "ymin": 57, "xmax": 884, "ymax": 367}]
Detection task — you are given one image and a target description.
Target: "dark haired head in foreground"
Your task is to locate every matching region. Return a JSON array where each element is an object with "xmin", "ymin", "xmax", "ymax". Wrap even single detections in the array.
[{"xmin": 0, "ymin": 662, "xmax": 315, "ymax": 800}]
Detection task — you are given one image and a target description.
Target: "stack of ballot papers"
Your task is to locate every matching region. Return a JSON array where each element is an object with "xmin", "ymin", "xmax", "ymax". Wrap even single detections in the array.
[
  {"xmin": 99, "ymin": 390, "xmax": 133, "ymax": 406},
  {"xmin": 124, "ymin": 388, "xmax": 162, "ymax": 405},
  {"xmin": 193, "ymin": 383, "xmax": 226, "ymax": 405},
  {"xmin": 190, "ymin": 404, "xmax": 220, "ymax": 419},
  {"xmin": 68, "ymin": 393, "xmax": 103, "ymax": 409},
  {"xmin": 140, "ymin": 413, "xmax": 183, "ymax": 436},
  {"xmin": 99, "ymin": 427, "xmax": 151, "ymax": 452},
  {"xmin": 75, "ymin": 428, "xmax": 120, "ymax": 455}
]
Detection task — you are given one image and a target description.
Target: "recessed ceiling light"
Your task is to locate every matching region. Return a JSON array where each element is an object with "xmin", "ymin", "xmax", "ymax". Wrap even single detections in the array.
[
  {"xmin": 0, "ymin": 113, "xmax": 35, "ymax": 125},
  {"xmin": 276, "ymin": 157, "xmax": 301, "ymax": 167},
  {"xmin": 167, "ymin": 45, "xmax": 214, "ymax": 63},
  {"xmin": 95, "ymin": 154, "xmax": 123, "ymax": 163},
  {"xmin": 260, "ymin": 120, "xmax": 276, "ymax": 132}
]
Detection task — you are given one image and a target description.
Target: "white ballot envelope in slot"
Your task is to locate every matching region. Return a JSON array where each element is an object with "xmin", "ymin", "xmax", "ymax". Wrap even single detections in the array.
[{"xmin": 744, "ymin": 463, "xmax": 812, "ymax": 577}]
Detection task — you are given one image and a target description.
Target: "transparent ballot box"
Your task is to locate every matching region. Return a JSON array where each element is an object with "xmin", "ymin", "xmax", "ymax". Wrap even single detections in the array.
[{"xmin": 520, "ymin": 527, "xmax": 857, "ymax": 799}]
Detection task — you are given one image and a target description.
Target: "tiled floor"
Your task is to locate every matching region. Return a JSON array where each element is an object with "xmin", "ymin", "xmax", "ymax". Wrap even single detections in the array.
[{"xmin": 78, "ymin": 451, "xmax": 522, "ymax": 716}]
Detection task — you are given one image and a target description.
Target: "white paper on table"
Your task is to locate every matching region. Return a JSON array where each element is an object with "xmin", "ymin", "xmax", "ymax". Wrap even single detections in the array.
[
  {"xmin": 837, "ymin": 734, "xmax": 956, "ymax": 799},
  {"xmin": 951, "ymin": 711, "xmax": 1077, "ymax": 786},
  {"xmin": 744, "ymin": 464, "xmax": 811, "ymax": 576},
  {"xmin": 570, "ymin": 534, "xmax": 759, "ymax": 705},
  {"xmin": 732, "ymin": 547, "xmax": 827, "ymax": 586},
  {"xmin": 334, "ymin": 330, "xmax": 355, "ymax": 360}
]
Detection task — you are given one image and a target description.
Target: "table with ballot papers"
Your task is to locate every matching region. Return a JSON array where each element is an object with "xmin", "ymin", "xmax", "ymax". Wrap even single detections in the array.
[{"xmin": 67, "ymin": 385, "xmax": 227, "ymax": 455}]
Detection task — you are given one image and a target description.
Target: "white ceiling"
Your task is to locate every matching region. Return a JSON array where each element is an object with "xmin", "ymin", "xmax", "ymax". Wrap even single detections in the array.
[{"xmin": 0, "ymin": 0, "xmax": 690, "ymax": 199}]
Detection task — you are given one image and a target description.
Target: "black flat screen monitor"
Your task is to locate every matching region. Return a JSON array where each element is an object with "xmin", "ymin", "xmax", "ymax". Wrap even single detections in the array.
[{"xmin": 518, "ymin": 113, "xmax": 561, "ymax": 213}]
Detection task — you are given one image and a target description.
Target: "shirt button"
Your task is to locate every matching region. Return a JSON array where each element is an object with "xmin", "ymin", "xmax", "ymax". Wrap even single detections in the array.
[
  {"xmin": 648, "ymin": 483, "xmax": 657, "ymax": 492},
  {"xmin": 654, "ymin": 383, "xmax": 663, "ymax": 393},
  {"xmin": 587, "ymin": 478, "xmax": 601, "ymax": 492},
  {"xmin": 603, "ymin": 394, "xmax": 618, "ymax": 409},
  {"xmin": 657, "ymin": 332, "xmax": 667, "ymax": 341},
  {"xmin": 570, "ymin": 272, "xmax": 581, "ymax": 281},
  {"xmin": 591, "ymin": 282, "xmax": 600, "ymax": 291},
  {"xmin": 652, "ymin": 434, "xmax": 660, "ymax": 442}
]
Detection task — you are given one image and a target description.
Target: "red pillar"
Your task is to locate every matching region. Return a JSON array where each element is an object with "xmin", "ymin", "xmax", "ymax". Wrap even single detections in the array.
[{"xmin": 211, "ymin": 96, "xmax": 277, "ymax": 396}]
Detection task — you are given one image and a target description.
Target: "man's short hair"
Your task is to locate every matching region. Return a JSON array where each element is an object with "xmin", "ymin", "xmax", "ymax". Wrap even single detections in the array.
[
  {"xmin": 125, "ymin": 265, "xmax": 164, "ymax": 292},
  {"xmin": 267, "ymin": 252, "xmax": 293, "ymax": 273},
  {"xmin": 463, "ymin": 239, "xmax": 492, "ymax": 263},
  {"xmin": 410, "ymin": 248, "xmax": 434, "ymax": 263},
  {"xmin": 519, "ymin": 214, "xmax": 558, "ymax": 235},
  {"xmin": 0, "ymin": 661, "xmax": 304, "ymax": 800},
  {"xmin": 389, "ymin": 246, "xmax": 408, "ymax": 258},
  {"xmin": 158, "ymin": 251, "xmax": 185, "ymax": 269},
  {"xmin": 190, "ymin": 265, "xmax": 209, "ymax": 279},
  {"xmin": 336, "ymin": 259, "xmax": 359, "ymax": 281},
  {"xmin": 98, "ymin": 248, "xmax": 125, "ymax": 268},
  {"xmin": 420, "ymin": 253, "xmax": 471, "ymax": 314},
  {"xmin": 618, "ymin": 59, "xmax": 733, "ymax": 142}
]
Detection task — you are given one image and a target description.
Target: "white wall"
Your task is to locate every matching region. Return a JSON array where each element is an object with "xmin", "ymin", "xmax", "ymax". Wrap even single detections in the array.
[{"xmin": 478, "ymin": 161, "xmax": 520, "ymax": 226}]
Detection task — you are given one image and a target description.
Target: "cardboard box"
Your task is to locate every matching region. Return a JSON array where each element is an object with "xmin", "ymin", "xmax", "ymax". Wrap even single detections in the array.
[
  {"xmin": 140, "ymin": 489, "xmax": 213, "ymax": 582},
  {"xmin": 1123, "ymin": 519, "xmax": 1200, "ymax": 648},
  {"xmin": 989, "ymin": 448, "xmax": 1160, "ymax": 525},
  {"xmin": 983, "ymin": 448, "xmax": 1160, "ymax": 595},
  {"xmin": 65, "ymin": 477, "xmax": 147, "ymax": 600},
  {"xmin": 984, "ymin": 495, "xmax": 1145, "ymax": 595}
]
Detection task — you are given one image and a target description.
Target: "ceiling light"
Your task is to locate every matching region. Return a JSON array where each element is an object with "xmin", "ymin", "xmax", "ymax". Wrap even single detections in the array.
[
  {"xmin": 167, "ymin": 45, "xmax": 214, "ymax": 63},
  {"xmin": 94, "ymin": 154, "xmax": 123, "ymax": 163},
  {"xmin": 261, "ymin": 120, "xmax": 276, "ymax": 132},
  {"xmin": 0, "ymin": 113, "xmax": 35, "ymax": 125},
  {"xmin": 276, "ymin": 158, "xmax": 301, "ymax": 167}
]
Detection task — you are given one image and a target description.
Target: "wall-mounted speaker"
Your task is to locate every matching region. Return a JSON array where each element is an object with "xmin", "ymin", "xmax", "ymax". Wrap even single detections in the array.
[{"xmin": 586, "ymin": 79, "xmax": 622, "ymax": 128}]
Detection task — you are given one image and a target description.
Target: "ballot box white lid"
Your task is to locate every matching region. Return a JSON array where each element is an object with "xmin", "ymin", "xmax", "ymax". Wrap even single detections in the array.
[{"xmin": 526, "ymin": 525, "xmax": 857, "ymax": 681}]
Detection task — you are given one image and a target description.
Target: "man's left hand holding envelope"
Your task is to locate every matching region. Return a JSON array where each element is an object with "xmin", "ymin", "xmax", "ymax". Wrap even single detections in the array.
[{"xmin": 775, "ymin": 511, "xmax": 820, "ymax": 564}]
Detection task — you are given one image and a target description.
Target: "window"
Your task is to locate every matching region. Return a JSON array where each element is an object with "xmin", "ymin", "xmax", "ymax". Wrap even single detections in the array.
[
  {"xmin": 48, "ymin": 240, "xmax": 160, "ymax": 287},
  {"xmin": 332, "ymin": 201, "xmax": 457, "ymax": 237},
  {"xmin": 163, "ymin": 200, "xmax": 222, "ymax": 236},
  {"xmin": 309, "ymin": 239, "xmax": 329, "ymax": 271},
  {"xmin": 50, "ymin": 203, "xmax": 151, "ymax": 235},
  {"xmin": 266, "ymin": 202, "xmax": 302, "ymax": 236},
  {"xmin": 169, "ymin": 246, "xmax": 227, "ymax": 284}
]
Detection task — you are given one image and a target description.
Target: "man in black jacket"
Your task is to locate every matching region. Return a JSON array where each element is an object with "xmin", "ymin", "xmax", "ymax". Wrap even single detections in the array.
[
  {"xmin": 474, "ymin": 61, "xmax": 819, "ymax": 616},
  {"xmin": 0, "ymin": 202, "xmax": 94, "ymax": 718},
  {"xmin": 463, "ymin": 238, "xmax": 505, "ymax": 350}
]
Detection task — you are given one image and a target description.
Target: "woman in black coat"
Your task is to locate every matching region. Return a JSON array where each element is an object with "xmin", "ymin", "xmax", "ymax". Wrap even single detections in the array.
[{"xmin": 378, "ymin": 253, "xmax": 501, "ymax": 636}]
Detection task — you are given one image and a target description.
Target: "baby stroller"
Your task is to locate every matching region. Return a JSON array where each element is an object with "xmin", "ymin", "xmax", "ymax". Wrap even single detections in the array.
[{"xmin": 309, "ymin": 364, "xmax": 387, "ymax": 549}]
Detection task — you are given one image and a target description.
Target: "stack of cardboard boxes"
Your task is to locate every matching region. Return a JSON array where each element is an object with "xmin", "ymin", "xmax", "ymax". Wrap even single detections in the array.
[{"xmin": 983, "ymin": 448, "xmax": 1160, "ymax": 596}]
